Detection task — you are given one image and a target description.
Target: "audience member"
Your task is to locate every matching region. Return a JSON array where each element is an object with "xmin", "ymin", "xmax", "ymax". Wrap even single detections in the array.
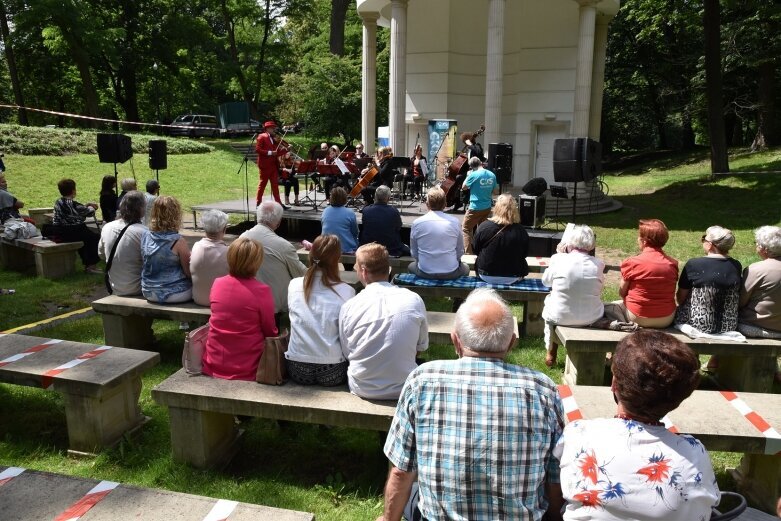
[
  {"xmin": 190, "ymin": 209, "xmax": 229, "ymax": 306},
  {"xmin": 117, "ymin": 178, "xmax": 137, "ymax": 207},
  {"xmin": 610, "ymin": 219, "xmax": 679, "ymax": 327},
  {"xmin": 52, "ymin": 178, "xmax": 101, "ymax": 274},
  {"xmin": 472, "ymin": 193, "xmax": 529, "ymax": 284},
  {"xmin": 359, "ymin": 185, "xmax": 410, "ymax": 257},
  {"xmin": 321, "ymin": 187, "xmax": 358, "ymax": 254},
  {"xmin": 339, "ymin": 243, "xmax": 428, "ymax": 400},
  {"xmin": 286, "ymin": 235, "xmax": 355, "ymax": 386},
  {"xmin": 461, "ymin": 156, "xmax": 497, "ymax": 254},
  {"xmin": 554, "ymin": 330, "xmax": 719, "ymax": 520},
  {"xmin": 240, "ymin": 200, "xmax": 306, "ymax": 314},
  {"xmin": 141, "ymin": 196, "xmax": 192, "ymax": 303},
  {"xmin": 408, "ymin": 186, "xmax": 469, "ymax": 280},
  {"xmin": 380, "ymin": 288, "xmax": 564, "ymax": 521},
  {"xmin": 99, "ymin": 175, "xmax": 118, "ymax": 223},
  {"xmin": 143, "ymin": 179, "xmax": 160, "ymax": 226},
  {"xmin": 202, "ymin": 237, "xmax": 278, "ymax": 381},
  {"xmin": 541, "ymin": 224, "xmax": 605, "ymax": 366},
  {"xmin": 98, "ymin": 190, "xmax": 147, "ymax": 295},
  {"xmin": 0, "ymin": 172, "xmax": 24, "ymax": 223},
  {"xmin": 738, "ymin": 225, "xmax": 781, "ymax": 339},
  {"xmin": 675, "ymin": 225, "xmax": 742, "ymax": 335}
]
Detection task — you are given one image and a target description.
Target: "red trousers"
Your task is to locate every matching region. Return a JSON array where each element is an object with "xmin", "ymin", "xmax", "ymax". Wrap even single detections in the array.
[{"xmin": 256, "ymin": 165, "xmax": 282, "ymax": 205}]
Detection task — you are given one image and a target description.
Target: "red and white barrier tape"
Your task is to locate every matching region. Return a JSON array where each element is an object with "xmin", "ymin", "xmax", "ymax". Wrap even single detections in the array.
[
  {"xmin": 41, "ymin": 345, "xmax": 112, "ymax": 389},
  {"xmin": 0, "ymin": 466, "xmax": 25, "ymax": 487},
  {"xmin": 202, "ymin": 499, "xmax": 239, "ymax": 521},
  {"xmin": 719, "ymin": 390, "xmax": 781, "ymax": 455},
  {"xmin": 0, "ymin": 339, "xmax": 62, "ymax": 368},
  {"xmin": 53, "ymin": 480, "xmax": 119, "ymax": 521}
]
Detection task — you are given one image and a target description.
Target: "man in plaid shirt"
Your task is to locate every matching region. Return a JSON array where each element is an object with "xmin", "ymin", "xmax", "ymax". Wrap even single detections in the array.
[{"xmin": 379, "ymin": 288, "xmax": 565, "ymax": 521}]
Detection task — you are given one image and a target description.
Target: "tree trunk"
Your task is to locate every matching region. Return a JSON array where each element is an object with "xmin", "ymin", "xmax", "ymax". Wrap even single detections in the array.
[
  {"xmin": 753, "ymin": 60, "xmax": 778, "ymax": 150},
  {"xmin": 220, "ymin": 0, "xmax": 257, "ymax": 117},
  {"xmin": 118, "ymin": 0, "xmax": 139, "ymax": 123},
  {"xmin": 329, "ymin": 0, "xmax": 350, "ymax": 56},
  {"xmin": 0, "ymin": 0, "xmax": 28, "ymax": 124},
  {"xmin": 681, "ymin": 109, "xmax": 695, "ymax": 150},
  {"xmin": 703, "ymin": 0, "xmax": 729, "ymax": 173},
  {"xmin": 254, "ymin": 0, "xmax": 272, "ymax": 116}
]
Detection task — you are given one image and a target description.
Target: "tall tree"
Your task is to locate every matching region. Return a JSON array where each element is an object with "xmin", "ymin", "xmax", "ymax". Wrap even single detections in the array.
[
  {"xmin": 703, "ymin": 0, "xmax": 729, "ymax": 173},
  {"xmin": 0, "ymin": 0, "xmax": 27, "ymax": 124}
]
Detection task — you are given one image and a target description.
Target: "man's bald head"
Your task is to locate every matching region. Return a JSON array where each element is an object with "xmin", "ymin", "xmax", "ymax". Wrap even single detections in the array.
[{"xmin": 454, "ymin": 288, "xmax": 516, "ymax": 353}]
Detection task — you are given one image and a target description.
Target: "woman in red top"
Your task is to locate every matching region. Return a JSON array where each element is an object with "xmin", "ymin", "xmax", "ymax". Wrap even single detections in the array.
[
  {"xmin": 615, "ymin": 219, "xmax": 679, "ymax": 327},
  {"xmin": 202, "ymin": 237, "xmax": 278, "ymax": 380}
]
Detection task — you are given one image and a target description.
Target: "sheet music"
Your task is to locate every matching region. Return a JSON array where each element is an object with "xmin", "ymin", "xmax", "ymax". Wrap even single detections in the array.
[{"xmin": 334, "ymin": 157, "xmax": 350, "ymax": 175}]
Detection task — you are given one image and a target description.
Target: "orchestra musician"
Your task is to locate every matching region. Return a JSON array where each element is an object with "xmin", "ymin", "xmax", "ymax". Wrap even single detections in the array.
[
  {"xmin": 318, "ymin": 145, "xmax": 351, "ymax": 200},
  {"xmin": 447, "ymin": 132, "xmax": 485, "ymax": 213},
  {"xmin": 354, "ymin": 143, "xmax": 369, "ymax": 159},
  {"xmin": 360, "ymin": 146, "xmax": 398, "ymax": 205},
  {"xmin": 279, "ymin": 150, "xmax": 300, "ymax": 206},
  {"xmin": 409, "ymin": 143, "xmax": 428, "ymax": 199},
  {"xmin": 255, "ymin": 121, "xmax": 288, "ymax": 209}
]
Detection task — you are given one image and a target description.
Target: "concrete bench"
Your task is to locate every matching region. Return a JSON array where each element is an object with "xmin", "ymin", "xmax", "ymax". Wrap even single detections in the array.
[
  {"xmin": 0, "ymin": 466, "xmax": 314, "ymax": 520},
  {"xmin": 91, "ymin": 295, "xmax": 499, "ymax": 349},
  {"xmin": 152, "ymin": 369, "xmax": 397, "ymax": 468},
  {"xmin": 559, "ymin": 384, "xmax": 781, "ymax": 514},
  {"xmin": 553, "ymin": 326, "xmax": 781, "ymax": 393},
  {"xmin": 0, "ymin": 333, "xmax": 159, "ymax": 455},
  {"xmin": 0, "ymin": 236, "xmax": 83, "ymax": 279}
]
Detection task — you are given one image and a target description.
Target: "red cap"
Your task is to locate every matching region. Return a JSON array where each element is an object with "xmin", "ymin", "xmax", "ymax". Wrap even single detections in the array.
[{"xmin": 263, "ymin": 121, "xmax": 277, "ymax": 129}]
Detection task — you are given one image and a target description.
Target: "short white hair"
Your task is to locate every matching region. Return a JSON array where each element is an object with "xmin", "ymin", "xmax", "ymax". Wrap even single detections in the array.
[
  {"xmin": 454, "ymin": 288, "xmax": 515, "ymax": 353},
  {"xmin": 755, "ymin": 225, "xmax": 781, "ymax": 257},
  {"xmin": 375, "ymin": 185, "xmax": 391, "ymax": 203},
  {"xmin": 200, "ymin": 209, "xmax": 228, "ymax": 235},
  {"xmin": 256, "ymin": 200, "xmax": 283, "ymax": 228},
  {"xmin": 121, "ymin": 178, "xmax": 137, "ymax": 191},
  {"xmin": 567, "ymin": 224, "xmax": 596, "ymax": 251}
]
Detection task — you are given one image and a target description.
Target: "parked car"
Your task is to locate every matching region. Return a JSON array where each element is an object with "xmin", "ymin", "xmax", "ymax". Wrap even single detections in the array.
[{"xmin": 167, "ymin": 114, "xmax": 221, "ymax": 138}]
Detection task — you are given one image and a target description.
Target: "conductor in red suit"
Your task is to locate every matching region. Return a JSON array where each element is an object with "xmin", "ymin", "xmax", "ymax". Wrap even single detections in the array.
[{"xmin": 255, "ymin": 121, "xmax": 288, "ymax": 208}]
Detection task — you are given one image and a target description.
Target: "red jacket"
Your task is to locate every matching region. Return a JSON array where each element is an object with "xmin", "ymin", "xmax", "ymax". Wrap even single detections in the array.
[{"xmin": 255, "ymin": 132, "xmax": 285, "ymax": 174}]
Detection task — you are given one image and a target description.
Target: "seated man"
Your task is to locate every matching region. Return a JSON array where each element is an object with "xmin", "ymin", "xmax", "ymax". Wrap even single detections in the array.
[
  {"xmin": 339, "ymin": 243, "xmax": 428, "ymax": 400},
  {"xmin": 53, "ymin": 178, "xmax": 101, "ymax": 274},
  {"xmin": 240, "ymin": 200, "xmax": 306, "ymax": 316},
  {"xmin": 359, "ymin": 185, "xmax": 410, "ymax": 257},
  {"xmin": 0, "ymin": 173, "xmax": 25, "ymax": 223},
  {"xmin": 379, "ymin": 288, "xmax": 565, "ymax": 521},
  {"xmin": 408, "ymin": 186, "xmax": 469, "ymax": 279},
  {"xmin": 98, "ymin": 190, "xmax": 147, "ymax": 295}
]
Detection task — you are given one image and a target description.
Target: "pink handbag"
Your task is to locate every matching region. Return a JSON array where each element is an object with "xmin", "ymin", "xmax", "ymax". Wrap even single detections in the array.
[{"xmin": 182, "ymin": 324, "xmax": 209, "ymax": 376}]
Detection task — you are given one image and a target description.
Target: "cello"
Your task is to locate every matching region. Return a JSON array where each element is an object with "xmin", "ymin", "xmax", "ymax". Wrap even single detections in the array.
[{"xmin": 442, "ymin": 124, "xmax": 485, "ymax": 207}]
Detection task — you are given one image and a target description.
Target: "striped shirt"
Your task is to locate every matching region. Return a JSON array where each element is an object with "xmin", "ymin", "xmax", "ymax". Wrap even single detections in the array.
[
  {"xmin": 384, "ymin": 357, "xmax": 564, "ymax": 520},
  {"xmin": 53, "ymin": 197, "xmax": 95, "ymax": 226}
]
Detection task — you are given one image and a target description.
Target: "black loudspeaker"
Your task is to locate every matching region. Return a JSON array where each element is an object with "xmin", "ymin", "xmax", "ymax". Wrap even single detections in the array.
[
  {"xmin": 519, "ymin": 195, "xmax": 546, "ymax": 229},
  {"xmin": 488, "ymin": 142, "xmax": 513, "ymax": 184},
  {"xmin": 97, "ymin": 133, "xmax": 133, "ymax": 164},
  {"xmin": 148, "ymin": 140, "xmax": 167, "ymax": 170},
  {"xmin": 553, "ymin": 138, "xmax": 602, "ymax": 182},
  {"xmin": 522, "ymin": 177, "xmax": 548, "ymax": 197}
]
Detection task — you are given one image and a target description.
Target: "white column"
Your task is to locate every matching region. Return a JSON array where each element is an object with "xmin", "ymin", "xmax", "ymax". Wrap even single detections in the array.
[
  {"xmin": 484, "ymin": 0, "xmax": 505, "ymax": 147},
  {"xmin": 361, "ymin": 12, "xmax": 379, "ymax": 154},
  {"xmin": 571, "ymin": 0, "xmax": 598, "ymax": 138},
  {"xmin": 588, "ymin": 14, "xmax": 610, "ymax": 140},
  {"xmin": 389, "ymin": 0, "xmax": 408, "ymax": 154}
]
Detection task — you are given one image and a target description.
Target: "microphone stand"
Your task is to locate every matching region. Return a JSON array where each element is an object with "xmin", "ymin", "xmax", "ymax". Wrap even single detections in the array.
[{"xmin": 236, "ymin": 132, "xmax": 259, "ymax": 222}]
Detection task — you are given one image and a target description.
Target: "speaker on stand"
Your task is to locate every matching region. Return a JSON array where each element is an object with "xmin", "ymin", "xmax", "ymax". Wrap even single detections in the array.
[
  {"xmin": 552, "ymin": 138, "xmax": 602, "ymax": 222},
  {"xmin": 97, "ymin": 133, "xmax": 133, "ymax": 194},
  {"xmin": 487, "ymin": 143, "xmax": 513, "ymax": 189},
  {"xmin": 148, "ymin": 140, "xmax": 167, "ymax": 183}
]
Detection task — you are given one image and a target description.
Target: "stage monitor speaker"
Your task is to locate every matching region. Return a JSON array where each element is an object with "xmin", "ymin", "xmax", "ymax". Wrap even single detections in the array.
[
  {"xmin": 97, "ymin": 133, "xmax": 133, "ymax": 164},
  {"xmin": 148, "ymin": 140, "xmax": 167, "ymax": 170},
  {"xmin": 488, "ymin": 142, "xmax": 513, "ymax": 184},
  {"xmin": 519, "ymin": 194, "xmax": 546, "ymax": 229},
  {"xmin": 552, "ymin": 138, "xmax": 602, "ymax": 182},
  {"xmin": 522, "ymin": 177, "xmax": 548, "ymax": 197}
]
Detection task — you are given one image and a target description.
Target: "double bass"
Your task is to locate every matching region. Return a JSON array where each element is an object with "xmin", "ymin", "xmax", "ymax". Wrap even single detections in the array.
[{"xmin": 441, "ymin": 124, "xmax": 485, "ymax": 207}]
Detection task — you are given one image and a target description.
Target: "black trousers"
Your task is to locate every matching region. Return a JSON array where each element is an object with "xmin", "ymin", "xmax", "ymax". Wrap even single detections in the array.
[{"xmin": 59, "ymin": 224, "xmax": 100, "ymax": 267}]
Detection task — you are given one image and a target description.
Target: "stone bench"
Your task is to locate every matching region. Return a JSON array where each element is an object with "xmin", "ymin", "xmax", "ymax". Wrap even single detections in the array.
[
  {"xmin": 559, "ymin": 384, "xmax": 781, "ymax": 514},
  {"xmin": 0, "ymin": 466, "xmax": 314, "ymax": 520},
  {"xmin": 553, "ymin": 326, "xmax": 781, "ymax": 393},
  {"xmin": 91, "ymin": 295, "xmax": 500, "ymax": 349},
  {"xmin": 0, "ymin": 333, "xmax": 159, "ymax": 455},
  {"xmin": 0, "ymin": 236, "xmax": 83, "ymax": 279},
  {"xmin": 152, "ymin": 369, "xmax": 397, "ymax": 468}
]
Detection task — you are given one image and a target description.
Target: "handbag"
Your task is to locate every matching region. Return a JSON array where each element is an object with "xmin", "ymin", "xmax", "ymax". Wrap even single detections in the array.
[
  {"xmin": 182, "ymin": 323, "xmax": 209, "ymax": 375},
  {"xmin": 256, "ymin": 329, "xmax": 289, "ymax": 385}
]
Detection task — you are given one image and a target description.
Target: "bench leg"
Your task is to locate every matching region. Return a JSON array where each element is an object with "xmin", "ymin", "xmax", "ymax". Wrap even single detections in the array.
[
  {"xmin": 563, "ymin": 351, "xmax": 606, "ymax": 386},
  {"xmin": 732, "ymin": 453, "xmax": 780, "ymax": 513},
  {"xmin": 167, "ymin": 406, "xmax": 242, "ymax": 469},
  {"xmin": 61, "ymin": 377, "xmax": 146, "ymax": 455},
  {"xmin": 34, "ymin": 250, "xmax": 77, "ymax": 279},
  {"xmin": 0, "ymin": 243, "xmax": 34, "ymax": 271},
  {"xmin": 102, "ymin": 314, "xmax": 154, "ymax": 349},
  {"xmin": 715, "ymin": 355, "xmax": 776, "ymax": 393},
  {"xmin": 525, "ymin": 301, "xmax": 544, "ymax": 337}
]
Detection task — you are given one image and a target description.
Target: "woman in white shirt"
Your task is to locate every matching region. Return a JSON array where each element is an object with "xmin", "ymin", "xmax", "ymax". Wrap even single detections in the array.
[
  {"xmin": 285, "ymin": 234, "xmax": 355, "ymax": 385},
  {"xmin": 190, "ymin": 210, "xmax": 229, "ymax": 306},
  {"xmin": 541, "ymin": 224, "xmax": 605, "ymax": 366}
]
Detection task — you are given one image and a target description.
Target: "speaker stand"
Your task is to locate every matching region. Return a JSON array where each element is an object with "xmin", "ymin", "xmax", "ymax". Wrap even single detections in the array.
[{"xmin": 571, "ymin": 182, "xmax": 578, "ymax": 223}]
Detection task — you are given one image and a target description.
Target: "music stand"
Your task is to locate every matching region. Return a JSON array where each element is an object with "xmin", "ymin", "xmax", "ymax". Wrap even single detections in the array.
[
  {"xmin": 386, "ymin": 157, "xmax": 414, "ymax": 207},
  {"xmin": 354, "ymin": 157, "xmax": 372, "ymax": 170},
  {"xmin": 296, "ymin": 160, "xmax": 318, "ymax": 211}
]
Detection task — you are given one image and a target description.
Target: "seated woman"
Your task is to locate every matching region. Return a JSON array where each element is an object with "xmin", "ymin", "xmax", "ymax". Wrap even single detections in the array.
[
  {"xmin": 52, "ymin": 178, "xmax": 101, "ymax": 274},
  {"xmin": 554, "ymin": 329, "xmax": 720, "ymax": 520},
  {"xmin": 472, "ymin": 193, "xmax": 529, "ymax": 284},
  {"xmin": 738, "ymin": 225, "xmax": 781, "ymax": 339},
  {"xmin": 141, "ymin": 196, "xmax": 193, "ymax": 303},
  {"xmin": 675, "ymin": 225, "xmax": 742, "ymax": 334},
  {"xmin": 99, "ymin": 174, "xmax": 118, "ymax": 223},
  {"xmin": 321, "ymin": 187, "xmax": 358, "ymax": 254},
  {"xmin": 612, "ymin": 219, "xmax": 678, "ymax": 327},
  {"xmin": 190, "ymin": 209, "xmax": 229, "ymax": 306},
  {"xmin": 279, "ymin": 150, "xmax": 300, "ymax": 206},
  {"xmin": 98, "ymin": 190, "xmax": 147, "ymax": 295},
  {"xmin": 285, "ymin": 234, "xmax": 355, "ymax": 386},
  {"xmin": 202, "ymin": 238, "xmax": 278, "ymax": 381},
  {"xmin": 541, "ymin": 224, "xmax": 605, "ymax": 367}
]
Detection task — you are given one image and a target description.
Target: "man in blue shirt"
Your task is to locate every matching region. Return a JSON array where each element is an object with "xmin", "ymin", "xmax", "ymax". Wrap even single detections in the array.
[
  {"xmin": 359, "ymin": 185, "xmax": 410, "ymax": 257},
  {"xmin": 461, "ymin": 156, "xmax": 497, "ymax": 254}
]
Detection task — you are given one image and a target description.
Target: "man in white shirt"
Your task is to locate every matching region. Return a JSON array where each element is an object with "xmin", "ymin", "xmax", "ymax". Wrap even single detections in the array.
[
  {"xmin": 408, "ymin": 186, "xmax": 469, "ymax": 280},
  {"xmin": 339, "ymin": 243, "xmax": 429, "ymax": 400},
  {"xmin": 98, "ymin": 190, "xmax": 147, "ymax": 295},
  {"xmin": 240, "ymin": 201, "xmax": 306, "ymax": 313}
]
